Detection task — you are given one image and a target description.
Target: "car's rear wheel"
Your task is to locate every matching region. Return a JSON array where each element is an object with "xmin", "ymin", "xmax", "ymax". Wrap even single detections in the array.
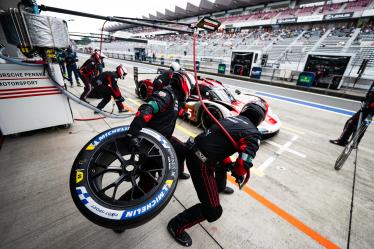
[
  {"xmin": 200, "ymin": 106, "xmax": 223, "ymax": 130},
  {"xmin": 139, "ymin": 83, "xmax": 149, "ymax": 101}
]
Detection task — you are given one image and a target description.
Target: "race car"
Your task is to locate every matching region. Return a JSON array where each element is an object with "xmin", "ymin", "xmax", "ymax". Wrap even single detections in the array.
[{"xmin": 134, "ymin": 68, "xmax": 281, "ymax": 137}]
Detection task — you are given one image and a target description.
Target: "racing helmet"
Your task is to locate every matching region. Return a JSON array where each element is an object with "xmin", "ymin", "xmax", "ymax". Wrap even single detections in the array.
[
  {"xmin": 240, "ymin": 100, "xmax": 267, "ymax": 127},
  {"xmin": 170, "ymin": 61, "xmax": 181, "ymax": 71},
  {"xmin": 91, "ymin": 51, "xmax": 100, "ymax": 62},
  {"xmin": 170, "ymin": 71, "xmax": 195, "ymax": 102},
  {"xmin": 116, "ymin": 65, "xmax": 127, "ymax": 79}
]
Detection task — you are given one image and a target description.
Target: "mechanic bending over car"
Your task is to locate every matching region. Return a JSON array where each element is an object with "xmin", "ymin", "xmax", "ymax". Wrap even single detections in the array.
[
  {"xmin": 123, "ymin": 62, "xmax": 192, "ymax": 180},
  {"xmin": 167, "ymin": 101, "xmax": 266, "ymax": 247},
  {"xmin": 330, "ymin": 82, "xmax": 374, "ymax": 146},
  {"xmin": 157, "ymin": 62, "xmax": 235, "ymax": 194},
  {"xmin": 94, "ymin": 65, "xmax": 128, "ymax": 114}
]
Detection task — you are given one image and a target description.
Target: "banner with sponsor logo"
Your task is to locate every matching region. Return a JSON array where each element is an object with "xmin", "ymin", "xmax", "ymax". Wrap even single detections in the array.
[
  {"xmin": 323, "ymin": 12, "xmax": 353, "ymax": 20},
  {"xmin": 277, "ymin": 18, "xmax": 297, "ymax": 24},
  {"xmin": 297, "ymin": 15, "xmax": 324, "ymax": 23},
  {"xmin": 232, "ymin": 19, "xmax": 272, "ymax": 28}
]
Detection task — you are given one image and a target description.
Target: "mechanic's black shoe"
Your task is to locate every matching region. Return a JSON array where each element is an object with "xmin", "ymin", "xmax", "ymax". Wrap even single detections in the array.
[
  {"xmin": 77, "ymin": 82, "xmax": 82, "ymax": 87},
  {"xmin": 112, "ymin": 228, "xmax": 126, "ymax": 234},
  {"xmin": 329, "ymin": 139, "xmax": 347, "ymax": 147},
  {"xmin": 179, "ymin": 172, "xmax": 190, "ymax": 180},
  {"xmin": 167, "ymin": 219, "xmax": 192, "ymax": 247},
  {"xmin": 219, "ymin": 186, "xmax": 234, "ymax": 195},
  {"xmin": 118, "ymin": 109, "xmax": 129, "ymax": 113},
  {"xmin": 70, "ymin": 82, "xmax": 73, "ymax": 87}
]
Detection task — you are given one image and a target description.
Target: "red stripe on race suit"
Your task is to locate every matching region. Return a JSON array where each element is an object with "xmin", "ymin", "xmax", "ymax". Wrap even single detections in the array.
[
  {"xmin": 0, "ymin": 89, "xmax": 60, "ymax": 96},
  {"xmin": 0, "ymin": 91, "xmax": 61, "ymax": 99},
  {"xmin": 0, "ymin": 86, "xmax": 57, "ymax": 92}
]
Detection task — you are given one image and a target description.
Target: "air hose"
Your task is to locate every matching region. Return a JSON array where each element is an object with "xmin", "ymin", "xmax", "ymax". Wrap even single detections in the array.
[{"xmin": 192, "ymin": 29, "xmax": 250, "ymax": 189}]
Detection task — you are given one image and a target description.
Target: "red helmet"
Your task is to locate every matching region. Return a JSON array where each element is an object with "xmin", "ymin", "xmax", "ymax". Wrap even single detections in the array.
[
  {"xmin": 116, "ymin": 65, "xmax": 127, "ymax": 79},
  {"xmin": 91, "ymin": 51, "xmax": 100, "ymax": 62},
  {"xmin": 171, "ymin": 72, "xmax": 195, "ymax": 102}
]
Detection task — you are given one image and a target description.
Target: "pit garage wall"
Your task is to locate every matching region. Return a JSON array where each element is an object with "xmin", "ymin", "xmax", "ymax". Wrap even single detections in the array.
[{"xmin": 0, "ymin": 23, "xmax": 74, "ymax": 135}]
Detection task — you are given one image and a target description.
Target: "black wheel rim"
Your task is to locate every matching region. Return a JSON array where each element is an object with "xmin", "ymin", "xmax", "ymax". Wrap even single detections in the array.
[{"xmin": 87, "ymin": 135, "xmax": 166, "ymax": 207}]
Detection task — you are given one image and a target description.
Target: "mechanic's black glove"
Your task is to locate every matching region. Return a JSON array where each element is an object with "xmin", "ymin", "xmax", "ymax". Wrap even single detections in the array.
[
  {"xmin": 124, "ymin": 133, "xmax": 140, "ymax": 151},
  {"xmin": 231, "ymin": 171, "xmax": 244, "ymax": 185},
  {"xmin": 117, "ymin": 133, "xmax": 140, "ymax": 152}
]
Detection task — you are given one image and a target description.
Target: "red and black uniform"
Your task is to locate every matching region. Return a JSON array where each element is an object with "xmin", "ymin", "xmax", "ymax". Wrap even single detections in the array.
[
  {"xmin": 169, "ymin": 115, "xmax": 261, "ymax": 235},
  {"xmin": 96, "ymin": 71, "xmax": 124, "ymax": 112},
  {"xmin": 79, "ymin": 58, "xmax": 100, "ymax": 101},
  {"xmin": 337, "ymin": 83, "xmax": 374, "ymax": 144},
  {"xmin": 128, "ymin": 85, "xmax": 187, "ymax": 176}
]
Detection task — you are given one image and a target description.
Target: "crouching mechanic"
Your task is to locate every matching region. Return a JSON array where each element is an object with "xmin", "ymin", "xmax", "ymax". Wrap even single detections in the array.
[
  {"xmin": 167, "ymin": 101, "xmax": 266, "ymax": 247},
  {"xmin": 125, "ymin": 70, "xmax": 194, "ymax": 180},
  {"xmin": 94, "ymin": 65, "xmax": 128, "ymax": 113}
]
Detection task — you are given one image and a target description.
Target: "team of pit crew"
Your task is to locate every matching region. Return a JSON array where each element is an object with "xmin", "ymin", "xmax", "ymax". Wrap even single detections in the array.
[{"xmin": 68, "ymin": 48, "xmax": 374, "ymax": 247}]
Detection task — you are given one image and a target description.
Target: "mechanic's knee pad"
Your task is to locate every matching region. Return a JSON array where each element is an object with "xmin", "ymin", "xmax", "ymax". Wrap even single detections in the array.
[{"xmin": 202, "ymin": 205, "xmax": 222, "ymax": 222}]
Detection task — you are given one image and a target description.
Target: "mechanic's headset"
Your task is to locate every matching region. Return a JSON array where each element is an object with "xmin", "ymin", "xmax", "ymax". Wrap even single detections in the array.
[{"xmin": 116, "ymin": 65, "xmax": 127, "ymax": 79}]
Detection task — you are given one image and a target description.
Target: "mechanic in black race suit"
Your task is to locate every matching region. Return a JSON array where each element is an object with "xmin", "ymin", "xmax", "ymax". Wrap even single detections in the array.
[
  {"xmin": 79, "ymin": 51, "xmax": 101, "ymax": 102},
  {"xmin": 125, "ymin": 62, "xmax": 193, "ymax": 180},
  {"xmin": 94, "ymin": 65, "xmax": 128, "ymax": 113},
  {"xmin": 167, "ymin": 101, "xmax": 266, "ymax": 247},
  {"xmin": 152, "ymin": 61, "xmax": 181, "ymax": 90},
  {"xmin": 330, "ymin": 82, "xmax": 374, "ymax": 146}
]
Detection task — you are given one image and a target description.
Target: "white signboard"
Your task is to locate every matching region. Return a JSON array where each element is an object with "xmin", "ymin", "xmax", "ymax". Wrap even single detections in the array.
[
  {"xmin": 0, "ymin": 64, "xmax": 73, "ymax": 135},
  {"xmin": 297, "ymin": 15, "xmax": 324, "ymax": 23}
]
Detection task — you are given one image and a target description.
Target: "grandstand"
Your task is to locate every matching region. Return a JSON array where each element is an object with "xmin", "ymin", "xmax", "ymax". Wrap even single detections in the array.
[{"xmin": 85, "ymin": 0, "xmax": 374, "ymax": 89}]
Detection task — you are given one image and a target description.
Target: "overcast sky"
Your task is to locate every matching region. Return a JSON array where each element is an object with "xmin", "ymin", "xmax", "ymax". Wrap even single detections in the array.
[{"xmin": 38, "ymin": 0, "xmax": 202, "ymax": 33}]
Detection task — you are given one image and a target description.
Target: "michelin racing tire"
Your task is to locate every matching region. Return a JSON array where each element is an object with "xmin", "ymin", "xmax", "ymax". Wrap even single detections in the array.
[{"xmin": 70, "ymin": 126, "xmax": 179, "ymax": 229}]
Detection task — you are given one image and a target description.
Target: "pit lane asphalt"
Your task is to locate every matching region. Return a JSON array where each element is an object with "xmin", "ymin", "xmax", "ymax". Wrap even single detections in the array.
[
  {"xmin": 0, "ymin": 57, "xmax": 372, "ymax": 249},
  {"xmin": 99, "ymin": 56, "xmax": 374, "ymax": 248}
]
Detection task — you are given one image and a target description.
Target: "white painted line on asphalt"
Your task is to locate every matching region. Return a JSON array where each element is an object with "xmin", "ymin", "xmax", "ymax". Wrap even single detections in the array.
[
  {"xmin": 258, "ymin": 135, "xmax": 299, "ymax": 172},
  {"xmin": 225, "ymin": 85, "xmax": 355, "ymax": 117},
  {"xmin": 264, "ymin": 140, "xmax": 306, "ymax": 158}
]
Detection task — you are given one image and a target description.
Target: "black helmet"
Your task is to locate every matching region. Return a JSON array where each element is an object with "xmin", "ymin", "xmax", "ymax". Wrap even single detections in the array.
[{"xmin": 240, "ymin": 100, "xmax": 267, "ymax": 127}]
